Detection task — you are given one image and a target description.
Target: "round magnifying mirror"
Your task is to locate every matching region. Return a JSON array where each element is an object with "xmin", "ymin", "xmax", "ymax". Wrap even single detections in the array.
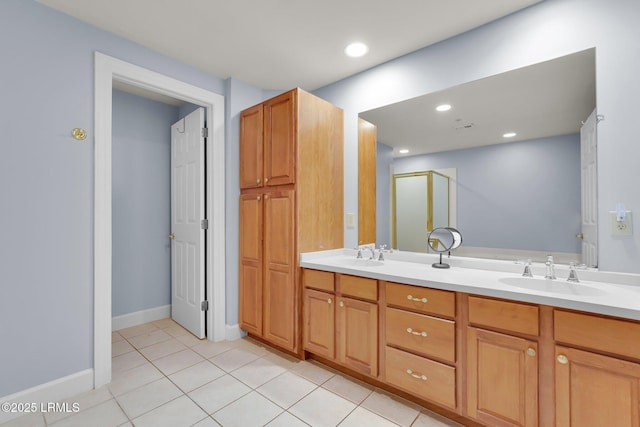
[{"xmin": 427, "ymin": 227, "xmax": 462, "ymax": 269}]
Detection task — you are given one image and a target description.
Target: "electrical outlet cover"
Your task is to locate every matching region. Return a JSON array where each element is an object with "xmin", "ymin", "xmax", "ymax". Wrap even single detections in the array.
[{"xmin": 609, "ymin": 211, "xmax": 633, "ymax": 235}]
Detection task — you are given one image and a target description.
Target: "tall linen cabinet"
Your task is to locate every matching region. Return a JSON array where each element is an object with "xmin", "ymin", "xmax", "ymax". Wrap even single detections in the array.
[{"xmin": 239, "ymin": 88, "xmax": 344, "ymax": 354}]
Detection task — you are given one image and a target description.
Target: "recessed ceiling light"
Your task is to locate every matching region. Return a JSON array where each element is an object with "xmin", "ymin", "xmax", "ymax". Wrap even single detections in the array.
[
  {"xmin": 398, "ymin": 149, "xmax": 409, "ymax": 154},
  {"xmin": 503, "ymin": 132, "xmax": 517, "ymax": 138},
  {"xmin": 345, "ymin": 42, "xmax": 368, "ymax": 58},
  {"xmin": 436, "ymin": 104, "xmax": 452, "ymax": 112}
]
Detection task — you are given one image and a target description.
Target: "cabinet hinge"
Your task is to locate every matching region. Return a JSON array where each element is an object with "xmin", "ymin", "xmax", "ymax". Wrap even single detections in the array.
[
  {"xmin": 201, "ymin": 219, "xmax": 209, "ymax": 230},
  {"xmin": 201, "ymin": 300, "xmax": 209, "ymax": 311},
  {"xmin": 201, "ymin": 127, "xmax": 208, "ymax": 138}
]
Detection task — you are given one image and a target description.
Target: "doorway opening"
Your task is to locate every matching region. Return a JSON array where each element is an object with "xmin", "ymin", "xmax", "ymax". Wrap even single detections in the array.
[{"xmin": 94, "ymin": 52, "xmax": 226, "ymax": 388}]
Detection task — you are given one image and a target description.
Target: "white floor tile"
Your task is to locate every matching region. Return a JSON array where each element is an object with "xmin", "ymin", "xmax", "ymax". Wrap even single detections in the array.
[
  {"xmin": 209, "ymin": 347, "xmax": 260, "ymax": 372},
  {"xmin": 265, "ymin": 412, "xmax": 310, "ymax": 427},
  {"xmin": 338, "ymin": 406, "xmax": 399, "ymax": 426},
  {"xmin": 257, "ymin": 372, "xmax": 317, "ymax": 409},
  {"xmin": 48, "ymin": 399, "xmax": 127, "ymax": 427},
  {"xmin": 289, "ymin": 387, "xmax": 356, "ymax": 427},
  {"xmin": 164, "ymin": 325, "xmax": 190, "ymax": 338},
  {"xmin": 117, "ymin": 323, "xmax": 159, "ymax": 339},
  {"xmin": 151, "ymin": 348, "xmax": 204, "ymax": 375},
  {"xmin": 192, "ymin": 417, "xmax": 221, "ymax": 427},
  {"xmin": 109, "ymin": 362, "xmax": 164, "ymax": 396},
  {"xmin": 0, "ymin": 412, "xmax": 45, "ymax": 427},
  {"xmin": 112, "ymin": 332, "xmax": 124, "ymax": 343},
  {"xmin": 138, "ymin": 338, "xmax": 187, "ymax": 361},
  {"xmin": 175, "ymin": 332, "xmax": 204, "ymax": 347},
  {"xmin": 168, "ymin": 360, "xmax": 225, "ymax": 393},
  {"xmin": 290, "ymin": 360, "xmax": 335, "ymax": 385},
  {"xmin": 322, "ymin": 374, "xmax": 373, "ymax": 404},
  {"xmin": 115, "ymin": 377, "xmax": 182, "ymax": 419},
  {"xmin": 412, "ymin": 411, "xmax": 464, "ymax": 427},
  {"xmin": 360, "ymin": 391, "xmax": 421, "ymax": 427},
  {"xmin": 111, "ymin": 350, "xmax": 148, "ymax": 374},
  {"xmin": 188, "ymin": 374, "xmax": 251, "ymax": 414},
  {"xmin": 191, "ymin": 340, "xmax": 235, "ymax": 359},
  {"xmin": 44, "ymin": 386, "xmax": 112, "ymax": 425},
  {"xmin": 231, "ymin": 357, "xmax": 287, "ymax": 388},
  {"xmin": 152, "ymin": 318, "xmax": 178, "ymax": 329},
  {"xmin": 212, "ymin": 391, "xmax": 283, "ymax": 427},
  {"xmin": 111, "ymin": 339, "xmax": 135, "ymax": 357},
  {"xmin": 127, "ymin": 329, "xmax": 172, "ymax": 350},
  {"xmin": 131, "ymin": 395, "xmax": 208, "ymax": 427}
]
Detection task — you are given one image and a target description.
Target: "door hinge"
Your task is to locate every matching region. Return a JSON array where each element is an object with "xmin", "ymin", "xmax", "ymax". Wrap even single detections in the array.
[
  {"xmin": 201, "ymin": 300, "xmax": 209, "ymax": 311},
  {"xmin": 201, "ymin": 127, "xmax": 208, "ymax": 138},
  {"xmin": 201, "ymin": 219, "xmax": 209, "ymax": 230}
]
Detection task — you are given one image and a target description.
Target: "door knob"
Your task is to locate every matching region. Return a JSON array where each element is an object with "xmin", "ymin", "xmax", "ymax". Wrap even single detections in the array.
[
  {"xmin": 576, "ymin": 233, "xmax": 584, "ymax": 239},
  {"xmin": 169, "ymin": 233, "xmax": 175, "ymax": 240}
]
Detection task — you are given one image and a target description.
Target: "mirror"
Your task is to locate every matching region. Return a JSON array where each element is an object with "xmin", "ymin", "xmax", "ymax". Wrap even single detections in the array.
[
  {"xmin": 428, "ymin": 227, "xmax": 462, "ymax": 269},
  {"xmin": 359, "ymin": 48, "xmax": 596, "ymax": 264}
]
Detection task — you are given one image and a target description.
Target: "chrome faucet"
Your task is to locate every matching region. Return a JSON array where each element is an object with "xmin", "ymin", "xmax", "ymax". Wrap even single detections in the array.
[
  {"xmin": 544, "ymin": 255, "xmax": 556, "ymax": 280},
  {"xmin": 567, "ymin": 262, "xmax": 580, "ymax": 283},
  {"xmin": 362, "ymin": 247, "xmax": 377, "ymax": 260},
  {"xmin": 522, "ymin": 259, "xmax": 533, "ymax": 277}
]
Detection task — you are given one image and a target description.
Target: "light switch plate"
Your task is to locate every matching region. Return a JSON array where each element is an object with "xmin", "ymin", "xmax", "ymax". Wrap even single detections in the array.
[
  {"xmin": 346, "ymin": 213, "xmax": 355, "ymax": 228},
  {"xmin": 610, "ymin": 211, "xmax": 633, "ymax": 235}
]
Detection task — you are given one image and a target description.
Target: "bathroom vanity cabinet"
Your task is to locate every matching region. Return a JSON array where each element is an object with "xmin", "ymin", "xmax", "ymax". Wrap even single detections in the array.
[
  {"xmin": 300, "ymin": 266, "xmax": 640, "ymax": 427},
  {"xmin": 239, "ymin": 89, "xmax": 343, "ymax": 354}
]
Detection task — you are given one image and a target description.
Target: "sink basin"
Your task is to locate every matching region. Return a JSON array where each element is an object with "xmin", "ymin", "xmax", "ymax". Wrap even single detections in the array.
[
  {"xmin": 326, "ymin": 258, "xmax": 384, "ymax": 268},
  {"xmin": 499, "ymin": 277, "xmax": 606, "ymax": 297}
]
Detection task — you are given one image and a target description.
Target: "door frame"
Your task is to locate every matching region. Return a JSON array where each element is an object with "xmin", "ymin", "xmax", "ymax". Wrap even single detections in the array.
[{"xmin": 94, "ymin": 52, "xmax": 226, "ymax": 388}]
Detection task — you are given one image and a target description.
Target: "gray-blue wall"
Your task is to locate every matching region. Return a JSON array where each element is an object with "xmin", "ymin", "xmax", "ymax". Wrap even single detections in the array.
[
  {"xmin": 390, "ymin": 134, "xmax": 581, "ymax": 253},
  {"xmin": 112, "ymin": 90, "xmax": 179, "ymax": 317},
  {"xmin": 0, "ymin": 0, "xmax": 224, "ymax": 397},
  {"xmin": 376, "ymin": 142, "xmax": 394, "ymax": 248},
  {"xmin": 314, "ymin": 0, "xmax": 640, "ymax": 274}
]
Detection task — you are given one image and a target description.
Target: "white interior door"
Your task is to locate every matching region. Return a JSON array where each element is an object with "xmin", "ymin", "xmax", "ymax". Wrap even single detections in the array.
[
  {"xmin": 580, "ymin": 108, "xmax": 598, "ymax": 267},
  {"xmin": 171, "ymin": 108, "xmax": 206, "ymax": 338}
]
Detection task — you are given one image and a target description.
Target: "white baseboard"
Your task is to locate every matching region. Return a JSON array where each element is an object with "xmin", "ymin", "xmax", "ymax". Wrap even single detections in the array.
[
  {"xmin": 0, "ymin": 369, "xmax": 93, "ymax": 424},
  {"xmin": 112, "ymin": 305, "xmax": 171, "ymax": 331},
  {"xmin": 225, "ymin": 324, "xmax": 246, "ymax": 341}
]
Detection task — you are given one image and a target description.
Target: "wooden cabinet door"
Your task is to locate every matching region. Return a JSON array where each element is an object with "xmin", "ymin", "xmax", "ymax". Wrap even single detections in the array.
[
  {"xmin": 263, "ymin": 190, "xmax": 296, "ymax": 351},
  {"xmin": 467, "ymin": 327, "xmax": 538, "ymax": 427},
  {"xmin": 337, "ymin": 297, "xmax": 378, "ymax": 377},
  {"xmin": 239, "ymin": 193, "xmax": 263, "ymax": 335},
  {"xmin": 556, "ymin": 345, "xmax": 640, "ymax": 427},
  {"xmin": 264, "ymin": 90, "xmax": 295, "ymax": 187},
  {"xmin": 239, "ymin": 104, "xmax": 264, "ymax": 189},
  {"xmin": 303, "ymin": 288, "xmax": 335, "ymax": 359}
]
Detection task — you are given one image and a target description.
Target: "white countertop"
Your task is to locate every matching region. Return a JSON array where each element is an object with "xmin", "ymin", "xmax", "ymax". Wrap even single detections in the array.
[{"xmin": 300, "ymin": 249, "xmax": 640, "ymax": 321}]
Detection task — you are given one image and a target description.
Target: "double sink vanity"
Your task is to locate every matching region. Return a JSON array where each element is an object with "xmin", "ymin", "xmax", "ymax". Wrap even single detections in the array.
[{"xmin": 299, "ymin": 249, "xmax": 640, "ymax": 427}]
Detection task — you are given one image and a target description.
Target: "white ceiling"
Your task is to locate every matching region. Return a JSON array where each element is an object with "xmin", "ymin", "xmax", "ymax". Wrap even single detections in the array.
[
  {"xmin": 37, "ymin": 0, "xmax": 542, "ymax": 91},
  {"xmin": 360, "ymin": 49, "xmax": 596, "ymax": 156}
]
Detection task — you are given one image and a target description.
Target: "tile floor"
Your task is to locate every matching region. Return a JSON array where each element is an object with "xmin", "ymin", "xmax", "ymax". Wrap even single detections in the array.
[{"xmin": 2, "ymin": 318, "xmax": 463, "ymax": 427}]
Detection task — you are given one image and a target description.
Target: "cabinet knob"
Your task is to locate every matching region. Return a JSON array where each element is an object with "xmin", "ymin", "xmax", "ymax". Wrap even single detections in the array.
[
  {"xmin": 407, "ymin": 295, "xmax": 428, "ymax": 303},
  {"xmin": 265, "ymin": 177, "xmax": 269, "ymax": 183},
  {"xmin": 557, "ymin": 354, "xmax": 569, "ymax": 364},
  {"xmin": 406, "ymin": 369, "xmax": 428, "ymax": 381},
  {"xmin": 264, "ymin": 195, "xmax": 269, "ymax": 200},
  {"xmin": 257, "ymin": 196, "xmax": 261, "ymax": 201},
  {"xmin": 257, "ymin": 178, "xmax": 261, "ymax": 184},
  {"xmin": 406, "ymin": 327, "xmax": 428, "ymax": 337},
  {"xmin": 339, "ymin": 301, "xmax": 344, "ymax": 307},
  {"xmin": 327, "ymin": 298, "xmax": 332, "ymax": 304},
  {"xmin": 527, "ymin": 347, "xmax": 537, "ymax": 357}
]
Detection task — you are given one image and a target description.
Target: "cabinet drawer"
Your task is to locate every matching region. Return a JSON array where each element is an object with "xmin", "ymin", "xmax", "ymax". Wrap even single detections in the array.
[
  {"xmin": 303, "ymin": 269, "xmax": 335, "ymax": 292},
  {"xmin": 385, "ymin": 282, "xmax": 455, "ymax": 318},
  {"xmin": 385, "ymin": 307, "xmax": 455, "ymax": 363},
  {"xmin": 337, "ymin": 274, "xmax": 377, "ymax": 301},
  {"xmin": 555, "ymin": 310, "xmax": 640, "ymax": 360},
  {"xmin": 385, "ymin": 346, "xmax": 456, "ymax": 409},
  {"xmin": 468, "ymin": 296, "xmax": 539, "ymax": 336}
]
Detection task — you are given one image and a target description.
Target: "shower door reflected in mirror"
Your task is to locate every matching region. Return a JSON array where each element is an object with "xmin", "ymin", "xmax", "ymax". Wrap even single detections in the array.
[{"xmin": 392, "ymin": 171, "xmax": 450, "ymax": 253}]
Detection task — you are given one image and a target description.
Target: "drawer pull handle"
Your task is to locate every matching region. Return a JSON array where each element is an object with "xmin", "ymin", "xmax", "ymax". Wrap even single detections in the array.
[
  {"xmin": 406, "ymin": 369, "xmax": 427, "ymax": 381},
  {"xmin": 407, "ymin": 295, "xmax": 428, "ymax": 303},
  {"xmin": 557, "ymin": 354, "xmax": 569, "ymax": 364},
  {"xmin": 406, "ymin": 327, "xmax": 427, "ymax": 337}
]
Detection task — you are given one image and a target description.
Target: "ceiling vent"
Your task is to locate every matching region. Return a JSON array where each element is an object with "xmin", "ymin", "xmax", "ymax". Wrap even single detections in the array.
[{"xmin": 454, "ymin": 122, "xmax": 475, "ymax": 130}]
